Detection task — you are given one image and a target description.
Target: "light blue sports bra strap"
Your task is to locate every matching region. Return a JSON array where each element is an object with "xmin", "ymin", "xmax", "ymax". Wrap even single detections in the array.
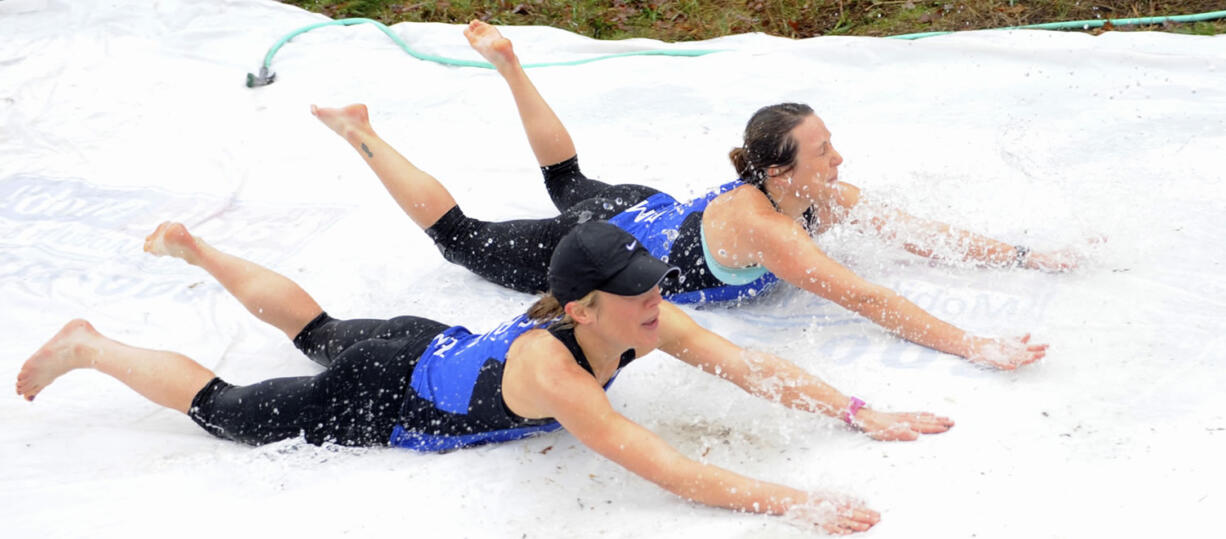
[{"xmin": 699, "ymin": 221, "xmax": 770, "ymax": 285}]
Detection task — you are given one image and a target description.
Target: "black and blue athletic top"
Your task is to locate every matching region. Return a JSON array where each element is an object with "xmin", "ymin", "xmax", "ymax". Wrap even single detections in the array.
[
  {"xmin": 390, "ymin": 314, "xmax": 636, "ymax": 452},
  {"xmin": 608, "ymin": 180, "xmax": 779, "ymax": 304}
]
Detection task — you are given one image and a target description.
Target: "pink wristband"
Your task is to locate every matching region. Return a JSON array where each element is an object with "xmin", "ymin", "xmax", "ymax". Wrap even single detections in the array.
[{"xmin": 842, "ymin": 397, "xmax": 866, "ymax": 425}]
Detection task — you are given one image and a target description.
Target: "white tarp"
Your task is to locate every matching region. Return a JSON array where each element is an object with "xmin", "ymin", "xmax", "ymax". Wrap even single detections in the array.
[{"xmin": 2, "ymin": 0, "xmax": 1224, "ymax": 537}]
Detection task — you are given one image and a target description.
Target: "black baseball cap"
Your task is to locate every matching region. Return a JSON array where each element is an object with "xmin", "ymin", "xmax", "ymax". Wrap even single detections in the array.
[{"xmin": 548, "ymin": 221, "xmax": 680, "ymax": 306}]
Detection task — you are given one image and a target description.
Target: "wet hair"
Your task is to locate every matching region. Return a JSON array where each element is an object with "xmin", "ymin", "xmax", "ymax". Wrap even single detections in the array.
[
  {"xmin": 526, "ymin": 290, "xmax": 599, "ymax": 329},
  {"xmin": 728, "ymin": 103, "xmax": 816, "ymax": 192}
]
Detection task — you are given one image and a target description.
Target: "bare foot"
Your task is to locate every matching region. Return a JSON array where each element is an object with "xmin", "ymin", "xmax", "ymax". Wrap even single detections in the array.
[
  {"xmin": 144, "ymin": 221, "xmax": 201, "ymax": 264},
  {"xmin": 310, "ymin": 103, "xmax": 372, "ymax": 142},
  {"xmin": 16, "ymin": 320, "xmax": 101, "ymax": 402},
  {"xmin": 463, "ymin": 20, "xmax": 517, "ymax": 70}
]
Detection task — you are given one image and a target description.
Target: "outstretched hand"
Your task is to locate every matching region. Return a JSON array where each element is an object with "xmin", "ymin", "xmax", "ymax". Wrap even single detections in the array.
[
  {"xmin": 854, "ymin": 409, "xmax": 955, "ymax": 441},
  {"xmin": 785, "ymin": 494, "xmax": 881, "ymax": 535},
  {"xmin": 1024, "ymin": 248, "xmax": 1083, "ymax": 272},
  {"xmin": 1022, "ymin": 236, "xmax": 1106, "ymax": 272},
  {"xmin": 966, "ymin": 334, "xmax": 1048, "ymax": 370}
]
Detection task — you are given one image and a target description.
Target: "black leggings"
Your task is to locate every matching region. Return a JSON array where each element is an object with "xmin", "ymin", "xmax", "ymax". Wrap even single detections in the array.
[
  {"xmin": 425, "ymin": 156, "xmax": 661, "ymax": 293},
  {"xmin": 188, "ymin": 312, "xmax": 449, "ymax": 447}
]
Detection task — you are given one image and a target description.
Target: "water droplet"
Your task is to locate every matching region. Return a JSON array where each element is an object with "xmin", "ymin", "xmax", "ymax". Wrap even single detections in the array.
[
  {"xmin": 602, "ymin": 202, "xmax": 614, "ymax": 211},
  {"xmin": 662, "ymin": 229, "xmax": 679, "ymax": 241},
  {"xmin": 614, "ymin": 197, "xmax": 624, "ymax": 205}
]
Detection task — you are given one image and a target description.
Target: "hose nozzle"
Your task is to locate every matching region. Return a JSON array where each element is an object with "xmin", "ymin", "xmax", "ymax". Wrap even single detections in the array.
[{"xmin": 246, "ymin": 66, "xmax": 276, "ymax": 88}]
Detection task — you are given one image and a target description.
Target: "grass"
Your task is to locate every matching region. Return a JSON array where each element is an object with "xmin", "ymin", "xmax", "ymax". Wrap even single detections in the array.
[{"xmin": 279, "ymin": 1, "xmax": 1226, "ymax": 40}]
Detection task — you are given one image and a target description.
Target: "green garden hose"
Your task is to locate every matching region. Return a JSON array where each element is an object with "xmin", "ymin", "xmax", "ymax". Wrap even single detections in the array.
[
  {"xmin": 246, "ymin": 17, "xmax": 724, "ymax": 87},
  {"xmin": 246, "ymin": 10, "xmax": 1226, "ymax": 87},
  {"xmin": 888, "ymin": 8, "xmax": 1226, "ymax": 40}
]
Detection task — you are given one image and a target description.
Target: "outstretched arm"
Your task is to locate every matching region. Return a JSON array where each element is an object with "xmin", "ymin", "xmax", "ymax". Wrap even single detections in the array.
[
  {"xmin": 516, "ymin": 343, "xmax": 879, "ymax": 534},
  {"xmin": 840, "ymin": 183, "xmax": 1084, "ymax": 272},
  {"xmin": 746, "ymin": 210, "xmax": 1046, "ymax": 370},
  {"xmin": 657, "ymin": 303, "xmax": 954, "ymax": 440}
]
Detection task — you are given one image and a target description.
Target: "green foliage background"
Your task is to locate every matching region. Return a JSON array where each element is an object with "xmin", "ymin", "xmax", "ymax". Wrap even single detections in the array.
[{"xmin": 280, "ymin": 1, "xmax": 1225, "ymax": 40}]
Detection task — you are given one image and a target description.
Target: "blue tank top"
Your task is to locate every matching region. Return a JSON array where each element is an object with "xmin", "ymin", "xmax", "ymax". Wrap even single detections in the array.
[
  {"xmin": 390, "ymin": 314, "xmax": 633, "ymax": 452},
  {"xmin": 607, "ymin": 180, "xmax": 779, "ymax": 303}
]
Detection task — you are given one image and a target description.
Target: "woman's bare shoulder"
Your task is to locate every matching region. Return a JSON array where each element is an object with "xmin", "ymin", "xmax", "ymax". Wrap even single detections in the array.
[
  {"xmin": 709, "ymin": 184, "xmax": 783, "ymax": 221},
  {"xmin": 509, "ymin": 328, "xmax": 573, "ymax": 368}
]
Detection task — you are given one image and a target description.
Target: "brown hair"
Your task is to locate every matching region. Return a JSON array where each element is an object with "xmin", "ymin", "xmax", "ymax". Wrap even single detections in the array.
[
  {"xmin": 526, "ymin": 290, "xmax": 599, "ymax": 329},
  {"xmin": 729, "ymin": 103, "xmax": 816, "ymax": 191}
]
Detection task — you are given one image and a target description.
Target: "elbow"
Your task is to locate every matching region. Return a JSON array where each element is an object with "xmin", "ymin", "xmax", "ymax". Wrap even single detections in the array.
[
  {"xmin": 659, "ymin": 465, "xmax": 717, "ymax": 504},
  {"xmin": 654, "ymin": 455, "xmax": 693, "ymax": 490},
  {"xmin": 643, "ymin": 454, "xmax": 701, "ymax": 497},
  {"xmin": 842, "ymin": 286, "xmax": 896, "ymax": 315},
  {"xmin": 792, "ymin": 271, "xmax": 897, "ymax": 315},
  {"xmin": 600, "ymin": 436, "xmax": 692, "ymax": 494}
]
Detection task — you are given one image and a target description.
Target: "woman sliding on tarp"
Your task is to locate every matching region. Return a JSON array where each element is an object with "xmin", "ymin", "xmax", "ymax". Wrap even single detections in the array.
[
  {"xmin": 17, "ymin": 219, "xmax": 953, "ymax": 534},
  {"xmin": 314, "ymin": 21, "xmax": 1089, "ymax": 370}
]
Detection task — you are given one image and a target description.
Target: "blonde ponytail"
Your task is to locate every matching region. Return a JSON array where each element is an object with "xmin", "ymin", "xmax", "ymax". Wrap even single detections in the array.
[{"xmin": 526, "ymin": 291, "xmax": 599, "ymax": 329}]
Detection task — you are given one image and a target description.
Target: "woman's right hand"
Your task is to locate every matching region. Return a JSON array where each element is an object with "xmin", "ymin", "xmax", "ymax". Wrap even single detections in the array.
[
  {"xmin": 1021, "ymin": 236, "xmax": 1106, "ymax": 272},
  {"xmin": 1023, "ymin": 247, "xmax": 1084, "ymax": 272},
  {"xmin": 965, "ymin": 334, "xmax": 1048, "ymax": 370},
  {"xmin": 785, "ymin": 494, "xmax": 881, "ymax": 535}
]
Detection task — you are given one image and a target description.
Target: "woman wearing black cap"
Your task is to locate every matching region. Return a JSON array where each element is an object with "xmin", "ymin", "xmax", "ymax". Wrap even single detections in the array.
[
  {"xmin": 18, "ymin": 220, "xmax": 951, "ymax": 534},
  {"xmin": 312, "ymin": 21, "xmax": 1091, "ymax": 371}
]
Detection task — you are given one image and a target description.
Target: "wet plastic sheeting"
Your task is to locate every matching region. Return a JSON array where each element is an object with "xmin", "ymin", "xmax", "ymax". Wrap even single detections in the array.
[{"xmin": 2, "ymin": 1, "xmax": 1224, "ymax": 537}]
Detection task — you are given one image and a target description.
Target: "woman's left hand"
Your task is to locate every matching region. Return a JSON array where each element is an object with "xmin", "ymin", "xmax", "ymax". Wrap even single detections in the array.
[{"xmin": 853, "ymin": 409, "xmax": 955, "ymax": 441}]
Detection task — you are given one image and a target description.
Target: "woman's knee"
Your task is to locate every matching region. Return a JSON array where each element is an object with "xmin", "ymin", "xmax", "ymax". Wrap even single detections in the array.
[{"xmin": 187, "ymin": 377, "xmax": 299, "ymax": 445}]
